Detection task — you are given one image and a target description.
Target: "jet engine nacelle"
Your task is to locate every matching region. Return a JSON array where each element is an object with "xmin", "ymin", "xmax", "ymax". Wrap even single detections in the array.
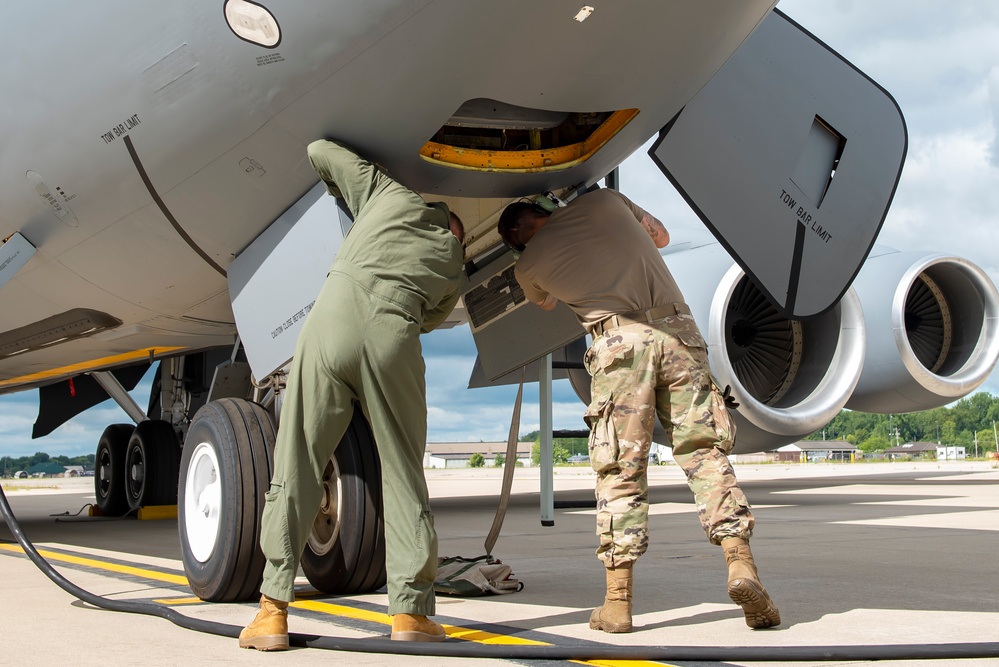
[
  {"xmin": 845, "ymin": 249, "xmax": 999, "ymax": 413},
  {"xmin": 664, "ymin": 243, "xmax": 867, "ymax": 452}
]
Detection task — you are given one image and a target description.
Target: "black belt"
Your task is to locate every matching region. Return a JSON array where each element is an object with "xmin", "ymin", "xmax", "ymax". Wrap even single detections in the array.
[{"xmin": 591, "ymin": 303, "xmax": 691, "ymax": 337}]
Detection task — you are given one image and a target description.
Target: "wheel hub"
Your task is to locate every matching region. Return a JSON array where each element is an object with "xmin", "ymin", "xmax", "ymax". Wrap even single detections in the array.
[
  {"xmin": 184, "ymin": 442, "xmax": 223, "ymax": 563},
  {"xmin": 307, "ymin": 457, "xmax": 342, "ymax": 556},
  {"xmin": 98, "ymin": 456, "xmax": 110, "ymax": 496},
  {"xmin": 125, "ymin": 446, "xmax": 146, "ymax": 502}
]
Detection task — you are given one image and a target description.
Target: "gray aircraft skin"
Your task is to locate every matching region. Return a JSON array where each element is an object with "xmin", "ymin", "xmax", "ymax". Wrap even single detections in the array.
[
  {"xmin": 1, "ymin": 0, "xmax": 775, "ymax": 393},
  {"xmin": 3, "ymin": 1, "xmax": 999, "ymax": 602}
]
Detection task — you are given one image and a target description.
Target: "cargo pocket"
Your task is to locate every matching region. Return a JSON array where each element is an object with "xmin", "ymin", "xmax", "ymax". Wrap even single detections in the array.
[
  {"xmin": 600, "ymin": 340, "xmax": 635, "ymax": 372},
  {"xmin": 583, "ymin": 345, "xmax": 596, "ymax": 377},
  {"xmin": 264, "ymin": 479, "xmax": 285, "ymax": 502},
  {"xmin": 585, "ymin": 400, "xmax": 620, "ymax": 473},
  {"xmin": 709, "ymin": 383, "xmax": 737, "ymax": 454},
  {"xmin": 728, "ymin": 484, "xmax": 751, "ymax": 511},
  {"xmin": 586, "ymin": 337, "xmax": 635, "ymax": 375},
  {"xmin": 411, "ymin": 508, "xmax": 438, "ymax": 583},
  {"xmin": 674, "ymin": 319, "xmax": 707, "ymax": 350},
  {"xmin": 260, "ymin": 479, "xmax": 292, "ymax": 563}
]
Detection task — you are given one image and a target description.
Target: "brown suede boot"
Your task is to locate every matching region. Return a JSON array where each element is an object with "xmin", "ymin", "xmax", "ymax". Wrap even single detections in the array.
[
  {"xmin": 391, "ymin": 614, "xmax": 446, "ymax": 642},
  {"xmin": 589, "ymin": 562, "xmax": 633, "ymax": 633},
  {"xmin": 721, "ymin": 537, "xmax": 781, "ymax": 629},
  {"xmin": 238, "ymin": 594, "xmax": 290, "ymax": 651}
]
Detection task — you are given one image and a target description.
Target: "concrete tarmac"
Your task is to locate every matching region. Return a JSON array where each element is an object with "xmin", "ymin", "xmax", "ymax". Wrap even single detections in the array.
[{"xmin": 2, "ymin": 461, "xmax": 998, "ymax": 666}]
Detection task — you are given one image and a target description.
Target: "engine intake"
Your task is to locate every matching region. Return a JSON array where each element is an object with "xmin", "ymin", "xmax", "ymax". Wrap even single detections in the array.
[
  {"xmin": 846, "ymin": 250, "xmax": 999, "ymax": 413},
  {"xmin": 666, "ymin": 243, "xmax": 866, "ymax": 452}
]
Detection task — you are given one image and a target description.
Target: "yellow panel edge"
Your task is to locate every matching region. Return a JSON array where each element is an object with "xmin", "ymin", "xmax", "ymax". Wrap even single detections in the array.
[{"xmin": 420, "ymin": 109, "xmax": 639, "ymax": 173}]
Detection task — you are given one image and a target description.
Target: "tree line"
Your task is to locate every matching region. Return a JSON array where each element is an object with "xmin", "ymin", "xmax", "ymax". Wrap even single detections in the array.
[
  {"xmin": 10, "ymin": 391, "xmax": 999, "ymax": 473},
  {"xmin": 803, "ymin": 391, "xmax": 999, "ymax": 455},
  {"xmin": 1, "ymin": 452, "xmax": 95, "ymax": 475},
  {"xmin": 519, "ymin": 391, "xmax": 999, "ymax": 457}
]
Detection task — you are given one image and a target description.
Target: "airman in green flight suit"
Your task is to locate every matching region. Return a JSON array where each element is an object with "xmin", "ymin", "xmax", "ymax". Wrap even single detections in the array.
[{"xmin": 240, "ymin": 139, "xmax": 465, "ymax": 651}]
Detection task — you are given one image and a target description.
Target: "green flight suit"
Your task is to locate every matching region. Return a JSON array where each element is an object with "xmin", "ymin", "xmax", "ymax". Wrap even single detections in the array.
[{"xmin": 258, "ymin": 140, "xmax": 463, "ymax": 615}]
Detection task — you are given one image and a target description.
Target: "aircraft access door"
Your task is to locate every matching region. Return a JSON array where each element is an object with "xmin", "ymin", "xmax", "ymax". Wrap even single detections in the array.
[{"xmin": 651, "ymin": 10, "xmax": 907, "ymax": 320}]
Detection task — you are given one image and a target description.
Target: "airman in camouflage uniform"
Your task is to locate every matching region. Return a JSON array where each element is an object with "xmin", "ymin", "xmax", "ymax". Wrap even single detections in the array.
[
  {"xmin": 585, "ymin": 310, "xmax": 753, "ymax": 565},
  {"xmin": 499, "ymin": 188, "xmax": 780, "ymax": 634}
]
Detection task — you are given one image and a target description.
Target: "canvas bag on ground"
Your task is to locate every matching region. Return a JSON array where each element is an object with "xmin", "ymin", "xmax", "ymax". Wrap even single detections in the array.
[{"xmin": 434, "ymin": 555, "xmax": 523, "ymax": 596}]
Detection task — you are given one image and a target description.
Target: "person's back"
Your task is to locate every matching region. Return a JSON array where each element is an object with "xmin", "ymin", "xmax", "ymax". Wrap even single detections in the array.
[
  {"xmin": 310, "ymin": 140, "xmax": 463, "ymax": 323},
  {"xmin": 514, "ymin": 189, "xmax": 684, "ymax": 333}
]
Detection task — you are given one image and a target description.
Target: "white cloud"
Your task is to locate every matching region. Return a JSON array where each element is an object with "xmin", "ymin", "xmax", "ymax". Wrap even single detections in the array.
[
  {"xmin": 987, "ymin": 67, "xmax": 999, "ymax": 168},
  {"xmin": 0, "ymin": 392, "xmax": 146, "ymax": 458}
]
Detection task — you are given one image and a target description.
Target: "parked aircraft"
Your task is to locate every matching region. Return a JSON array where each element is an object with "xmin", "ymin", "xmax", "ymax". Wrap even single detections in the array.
[{"xmin": 2, "ymin": 2, "xmax": 996, "ymax": 603}]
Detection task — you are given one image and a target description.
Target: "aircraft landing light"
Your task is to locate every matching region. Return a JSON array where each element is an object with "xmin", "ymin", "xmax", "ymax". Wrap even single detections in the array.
[{"xmin": 224, "ymin": 0, "xmax": 281, "ymax": 48}]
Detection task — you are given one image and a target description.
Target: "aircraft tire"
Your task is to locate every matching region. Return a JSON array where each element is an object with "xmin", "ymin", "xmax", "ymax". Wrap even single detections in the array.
[
  {"xmin": 179, "ymin": 398, "xmax": 274, "ymax": 602},
  {"xmin": 301, "ymin": 410, "xmax": 387, "ymax": 595},
  {"xmin": 124, "ymin": 420, "xmax": 181, "ymax": 512},
  {"xmin": 95, "ymin": 424, "xmax": 134, "ymax": 517}
]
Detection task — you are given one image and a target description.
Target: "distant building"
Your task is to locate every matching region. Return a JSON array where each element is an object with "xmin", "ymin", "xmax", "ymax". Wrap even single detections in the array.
[
  {"xmin": 774, "ymin": 441, "xmax": 858, "ymax": 463},
  {"xmin": 658, "ymin": 446, "xmax": 773, "ymax": 464},
  {"xmin": 885, "ymin": 442, "xmax": 938, "ymax": 460},
  {"xmin": 26, "ymin": 461, "xmax": 66, "ymax": 477},
  {"xmin": 424, "ymin": 442, "xmax": 534, "ymax": 469},
  {"xmin": 729, "ymin": 451, "xmax": 773, "ymax": 464},
  {"xmin": 936, "ymin": 445, "xmax": 966, "ymax": 461}
]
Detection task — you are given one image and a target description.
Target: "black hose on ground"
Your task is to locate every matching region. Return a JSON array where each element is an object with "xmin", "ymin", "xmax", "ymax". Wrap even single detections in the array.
[{"xmin": 3, "ymin": 485, "xmax": 998, "ymax": 661}]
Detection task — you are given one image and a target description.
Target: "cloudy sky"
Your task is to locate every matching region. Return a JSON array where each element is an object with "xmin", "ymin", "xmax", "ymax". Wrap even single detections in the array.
[{"xmin": 3, "ymin": 1, "xmax": 998, "ymax": 459}]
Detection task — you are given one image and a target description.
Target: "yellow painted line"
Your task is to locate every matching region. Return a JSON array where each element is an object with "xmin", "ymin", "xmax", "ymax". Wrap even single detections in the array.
[
  {"xmin": 0, "ymin": 346, "xmax": 184, "ymax": 388},
  {"xmin": 0, "ymin": 543, "xmax": 188, "ymax": 586},
  {"xmin": 293, "ymin": 599, "xmax": 672, "ymax": 667},
  {"xmin": 154, "ymin": 596, "xmax": 204, "ymax": 605},
  {"xmin": 1, "ymin": 545, "xmax": 671, "ymax": 666}
]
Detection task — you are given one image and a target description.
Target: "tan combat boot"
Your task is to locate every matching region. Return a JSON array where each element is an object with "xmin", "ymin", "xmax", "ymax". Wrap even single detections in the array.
[
  {"xmin": 721, "ymin": 537, "xmax": 781, "ymax": 629},
  {"xmin": 391, "ymin": 614, "xmax": 446, "ymax": 642},
  {"xmin": 589, "ymin": 562, "xmax": 633, "ymax": 633},
  {"xmin": 238, "ymin": 594, "xmax": 290, "ymax": 651}
]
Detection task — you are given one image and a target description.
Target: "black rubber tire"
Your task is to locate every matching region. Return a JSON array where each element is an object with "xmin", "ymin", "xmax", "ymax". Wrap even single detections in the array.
[
  {"xmin": 301, "ymin": 410, "xmax": 386, "ymax": 594},
  {"xmin": 124, "ymin": 420, "xmax": 181, "ymax": 511},
  {"xmin": 178, "ymin": 398, "xmax": 274, "ymax": 602},
  {"xmin": 95, "ymin": 424, "xmax": 134, "ymax": 517}
]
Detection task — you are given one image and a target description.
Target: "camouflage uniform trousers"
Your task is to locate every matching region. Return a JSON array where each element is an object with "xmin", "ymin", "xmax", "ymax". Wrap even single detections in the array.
[{"xmin": 583, "ymin": 311, "xmax": 754, "ymax": 567}]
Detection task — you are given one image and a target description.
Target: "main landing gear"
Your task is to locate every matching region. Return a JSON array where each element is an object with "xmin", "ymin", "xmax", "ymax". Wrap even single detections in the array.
[{"xmin": 89, "ymin": 350, "xmax": 387, "ymax": 603}]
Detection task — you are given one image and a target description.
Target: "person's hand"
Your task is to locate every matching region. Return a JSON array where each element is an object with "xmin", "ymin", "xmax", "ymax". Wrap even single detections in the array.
[{"xmin": 721, "ymin": 385, "xmax": 739, "ymax": 410}]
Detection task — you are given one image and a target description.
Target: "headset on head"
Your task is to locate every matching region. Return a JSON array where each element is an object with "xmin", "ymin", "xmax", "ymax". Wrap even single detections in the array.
[{"xmin": 503, "ymin": 192, "xmax": 563, "ymax": 253}]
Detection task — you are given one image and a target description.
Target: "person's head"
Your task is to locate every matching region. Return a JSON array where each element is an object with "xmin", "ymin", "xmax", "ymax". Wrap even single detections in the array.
[
  {"xmin": 449, "ymin": 212, "xmax": 464, "ymax": 245},
  {"xmin": 497, "ymin": 201, "xmax": 550, "ymax": 252},
  {"xmin": 428, "ymin": 202, "xmax": 465, "ymax": 246}
]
